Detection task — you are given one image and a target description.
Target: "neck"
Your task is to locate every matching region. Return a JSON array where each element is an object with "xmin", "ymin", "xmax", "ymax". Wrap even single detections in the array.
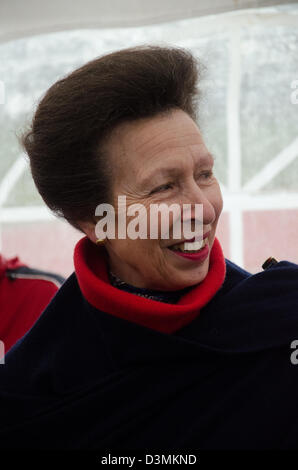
[{"xmin": 108, "ymin": 269, "xmax": 192, "ymax": 304}]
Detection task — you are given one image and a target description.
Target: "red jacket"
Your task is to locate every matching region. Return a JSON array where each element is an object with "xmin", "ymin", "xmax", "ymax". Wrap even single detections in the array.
[{"xmin": 0, "ymin": 254, "xmax": 64, "ymax": 353}]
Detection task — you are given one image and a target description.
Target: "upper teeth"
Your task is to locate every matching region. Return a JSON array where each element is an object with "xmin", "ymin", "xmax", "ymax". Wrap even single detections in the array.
[{"xmin": 171, "ymin": 238, "xmax": 207, "ymax": 251}]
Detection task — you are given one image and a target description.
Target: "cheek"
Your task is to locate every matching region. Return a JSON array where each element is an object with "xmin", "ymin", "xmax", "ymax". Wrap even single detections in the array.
[
  {"xmin": 215, "ymin": 191, "xmax": 223, "ymax": 218},
  {"xmin": 208, "ymin": 184, "xmax": 223, "ymax": 220}
]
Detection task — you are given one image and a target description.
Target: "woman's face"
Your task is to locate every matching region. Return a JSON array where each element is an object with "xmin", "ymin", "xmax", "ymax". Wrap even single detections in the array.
[{"xmin": 90, "ymin": 109, "xmax": 223, "ymax": 291}]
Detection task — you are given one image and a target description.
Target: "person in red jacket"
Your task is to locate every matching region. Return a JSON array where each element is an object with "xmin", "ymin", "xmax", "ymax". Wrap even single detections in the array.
[{"xmin": 0, "ymin": 253, "xmax": 65, "ymax": 354}]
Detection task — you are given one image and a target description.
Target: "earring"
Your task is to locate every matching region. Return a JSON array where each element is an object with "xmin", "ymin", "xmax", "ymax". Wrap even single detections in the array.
[{"xmin": 96, "ymin": 238, "xmax": 106, "ymax": 245}]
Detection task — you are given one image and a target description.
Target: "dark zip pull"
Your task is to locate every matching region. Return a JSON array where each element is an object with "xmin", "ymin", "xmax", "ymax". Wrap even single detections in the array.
[{"xmin": 262, "ymin": 257, "xmax": 278, "ymax": 270}]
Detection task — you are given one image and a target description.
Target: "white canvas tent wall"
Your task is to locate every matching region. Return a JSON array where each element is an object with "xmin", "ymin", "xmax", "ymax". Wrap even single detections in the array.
[
  {"xmin": 0, "ymin": 1, "xmax": 297, "ymax": 272},
  {"xmin": 0, "ymin": 0, "xmax": 297, "ymax": 43}
]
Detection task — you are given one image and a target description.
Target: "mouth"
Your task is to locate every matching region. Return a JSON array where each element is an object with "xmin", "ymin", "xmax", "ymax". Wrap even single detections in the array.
[
  {"xmin": 168, "ymin": 237, "xmax": 207, "ymax": 254},
  {"xmin": 166, "ymin": 231, "xmax": 210, "ymax": 254},
  {"xmin": 165, "ymin": 231, "xmax": 211, "ymax": 262}
]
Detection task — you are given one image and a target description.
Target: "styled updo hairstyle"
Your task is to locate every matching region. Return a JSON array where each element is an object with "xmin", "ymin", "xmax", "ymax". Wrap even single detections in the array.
[{"xmin": 21, "ymin": 45, "xmax": 201, "ymax": 230}]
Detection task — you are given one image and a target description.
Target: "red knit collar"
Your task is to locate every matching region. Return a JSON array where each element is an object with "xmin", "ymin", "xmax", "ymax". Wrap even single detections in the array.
[{"xmin": 74, "ymin": 237, "xmax": 226, "ymax": 334}]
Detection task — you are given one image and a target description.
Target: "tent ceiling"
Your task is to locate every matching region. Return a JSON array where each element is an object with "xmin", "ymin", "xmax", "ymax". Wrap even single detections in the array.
[{"xmin": 0, "ymin": 0, "xmax": 296, "ymax": 44}]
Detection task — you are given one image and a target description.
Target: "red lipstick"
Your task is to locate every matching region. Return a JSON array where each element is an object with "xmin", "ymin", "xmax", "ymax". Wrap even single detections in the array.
[{"xmin": 170, "ymin": 244, "xmax": 209, "ymax": 262}]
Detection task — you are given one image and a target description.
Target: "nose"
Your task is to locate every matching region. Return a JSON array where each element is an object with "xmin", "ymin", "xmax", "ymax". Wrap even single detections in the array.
[{"xmin": 184, "ymin": 180, "xmax": 216, "ymax": 227}]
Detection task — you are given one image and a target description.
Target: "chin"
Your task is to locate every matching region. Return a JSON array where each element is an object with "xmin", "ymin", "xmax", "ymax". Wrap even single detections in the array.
[
  {"xmin": 172, "ymin": 267, "xmax": 209, "ymax": 290},
  {"xmin": 186, "ymin": 259, "xmax": 210, "ymax": 286}
]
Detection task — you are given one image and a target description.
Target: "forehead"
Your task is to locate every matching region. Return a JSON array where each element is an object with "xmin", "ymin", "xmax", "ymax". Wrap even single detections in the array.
[{"xmin": 106, "ymin": 110, "xmax": 209, "ymax": 180}]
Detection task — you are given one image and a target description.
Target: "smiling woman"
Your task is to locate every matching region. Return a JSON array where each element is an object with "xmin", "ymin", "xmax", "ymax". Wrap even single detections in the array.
[
  {"xmin": 83, "ymin": 109, "xmax": 223, "ymax": 291},
  {"xmin": 1, "ymin": 45, "xmax": 298, "ymax": 450}
]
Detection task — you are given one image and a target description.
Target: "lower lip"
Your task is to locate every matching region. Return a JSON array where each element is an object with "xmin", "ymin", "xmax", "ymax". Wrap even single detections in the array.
[{"xmin": 167, "ymin": 243, "xmax": 209, "ymax": 262}]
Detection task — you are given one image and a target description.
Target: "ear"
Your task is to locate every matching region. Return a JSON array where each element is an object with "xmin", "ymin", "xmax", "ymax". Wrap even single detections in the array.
[{"xmin": 77, "ymin": 220, "xmax": 97, "ymax": 244}]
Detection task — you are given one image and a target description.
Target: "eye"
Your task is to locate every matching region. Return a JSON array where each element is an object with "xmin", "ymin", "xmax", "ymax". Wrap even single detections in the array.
[
  {"xmin": 199, "ymin": 170, "xmax": 214, "ymax": 182},
  {"xmin": 150, "ymin": 183, "xmax": 174, "ymax": 194}
]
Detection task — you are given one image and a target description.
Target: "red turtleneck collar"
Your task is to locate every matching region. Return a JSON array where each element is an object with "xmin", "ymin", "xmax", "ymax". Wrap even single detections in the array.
[{"xmin": 74, "ymin": 237, "xmax": 226, "ymax": 334}]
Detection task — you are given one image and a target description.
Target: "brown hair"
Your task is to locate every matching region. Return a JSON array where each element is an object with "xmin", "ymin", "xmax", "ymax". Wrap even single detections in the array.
[{"xmin": 21, "ymin": 45, "xmax": 201, "ymax": 230}]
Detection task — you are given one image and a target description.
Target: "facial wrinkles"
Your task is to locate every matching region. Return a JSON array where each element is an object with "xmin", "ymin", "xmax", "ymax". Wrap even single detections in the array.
[
  {"xmin": 139, "ymin": 242, "xmax": 175, "ymax": 288},
  {"xmin": 96, "ymin": 113, "xmax": 223, "ymax": 292},
  {"xmin": 110, "ymin": 115, "xmax": 208, "ymax": 197},
  {"xmin": 108, "ymin": 115, "xmax": 216, "ymax": 251},
  {"xmin": 135, "ymin": 135, "xmax": 206, "ymax": 180},
  {"xmin": 145, "ymin": 156, "xmax": 210, "ymax": 208},
  {"xmin": 128, "ymin": 111, "xmax": 201, "ymax": 152},
  {"xmin": 116, "ymin": 236, "xmax": 169, "ymax": 289},
  {"xmin": 111, "ymin": 179, "xmax": 179, "ymax": 284},
  {"xmin": 134, "ymin": 128, "xmax": 202, "ymax": 156},
  {"xmin": 136, "ymin": 140, "xmax": 210, "ymax": 192},
  {"xmin": 125, "ymin": 160, "xmax": 213, "ymax": 247}
]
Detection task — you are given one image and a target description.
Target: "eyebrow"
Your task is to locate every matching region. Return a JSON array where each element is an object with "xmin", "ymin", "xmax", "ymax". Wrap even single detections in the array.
[{"xmin": 140, "ymin": 152, "xmax": 215, "ymax": 187}]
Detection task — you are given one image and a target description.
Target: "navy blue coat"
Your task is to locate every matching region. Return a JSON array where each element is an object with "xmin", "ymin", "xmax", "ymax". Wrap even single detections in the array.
[{"xmin": 0, "ymin": 258, "xmax": 298, "ymax": 449}]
